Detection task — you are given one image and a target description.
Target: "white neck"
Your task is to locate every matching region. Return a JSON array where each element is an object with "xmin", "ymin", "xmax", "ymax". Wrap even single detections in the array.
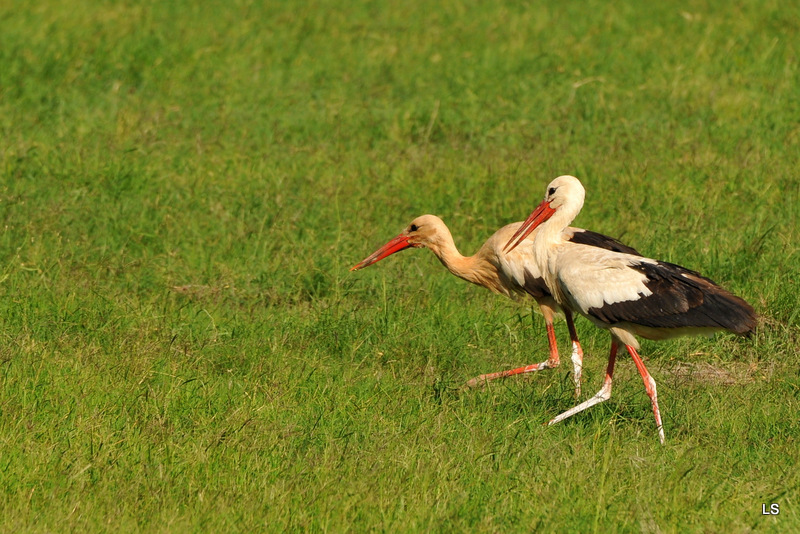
[{"xmin": 532, "ymin": 202, "xmax": 582, "ymax": 303}]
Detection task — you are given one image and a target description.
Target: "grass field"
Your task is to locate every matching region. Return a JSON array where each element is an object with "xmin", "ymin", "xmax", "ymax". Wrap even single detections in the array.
[{"xmin": 1, "ymin": 0, "xmax": 799, "ymax": 531}]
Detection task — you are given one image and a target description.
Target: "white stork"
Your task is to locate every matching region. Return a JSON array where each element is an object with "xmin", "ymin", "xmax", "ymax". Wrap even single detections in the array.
[
  {"xmin": 505, "ymin": 175, "xmax": 757, "ymax": 444},
  {"xmin": 351, "ymin": 214, "xmax": 639, "ymax": 395}
]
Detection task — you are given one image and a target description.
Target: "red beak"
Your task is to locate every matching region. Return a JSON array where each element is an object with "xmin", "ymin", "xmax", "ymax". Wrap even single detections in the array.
[
  {"xmin": 503, "ymin": 200, "xmax": 557, "ymax": 252},
  {"xmin": 350, "ymin": 234, "xmax": 413, "ymax": 271}
]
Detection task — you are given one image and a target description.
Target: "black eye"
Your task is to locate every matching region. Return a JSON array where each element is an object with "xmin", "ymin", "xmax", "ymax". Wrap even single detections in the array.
[
  {"xmin": 409, "ymin": 224, "xmax": 418, "ymax": 232},
  {"xmin": 548, "ymin": 187, "xmax": 556, "ymax": 196}
]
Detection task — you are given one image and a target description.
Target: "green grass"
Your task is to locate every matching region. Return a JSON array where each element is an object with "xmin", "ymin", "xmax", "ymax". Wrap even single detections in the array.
[{"xmin": 1, "ymin": 0, "xmax": 799, "ymax": 531}]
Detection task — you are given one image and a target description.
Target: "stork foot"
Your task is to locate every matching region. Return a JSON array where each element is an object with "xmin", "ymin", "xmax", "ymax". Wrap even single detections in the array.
[
  {"xmin": 548, "ymin": 380, "xmax": 613, "ymax": 426},
  {"xmin": 549, "ymin": 340, "xmax": 617, "ymax": 426},
  {"xmin": 463, "ymin": 360, "xmax": 557, "ymax": 389}
]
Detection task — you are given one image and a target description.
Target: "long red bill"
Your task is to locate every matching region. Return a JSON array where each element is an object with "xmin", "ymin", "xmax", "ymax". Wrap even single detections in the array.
[
  {"xmin": 350, "ymin": 234, "xmax": 413, "ymax": 271},
  {"xmin": 503, "ymin": 200, "xmax": 557, "ymax": 252}
]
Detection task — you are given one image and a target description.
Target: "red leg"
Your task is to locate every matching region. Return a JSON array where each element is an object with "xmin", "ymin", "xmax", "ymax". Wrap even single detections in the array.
[
  {"xmin": 464, "ymin": 316, "xmax": 560, "ymax": 389},
  {"xmin": 625, "ymin": 345, "xmax": 665, "ymax": 445}
]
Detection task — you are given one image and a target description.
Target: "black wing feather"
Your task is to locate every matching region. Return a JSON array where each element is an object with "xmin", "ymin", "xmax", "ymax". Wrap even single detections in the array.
[
  {"xmin": 587, "ymin": 261, "xmax": 757, "ymax": 335},
  {"xmin": 568, "ymin": 230, "xmax": 641, "ymax": 256},
  {"xmin": 523, "ymin": 269, "xmax": 550, "ymax": 299}
]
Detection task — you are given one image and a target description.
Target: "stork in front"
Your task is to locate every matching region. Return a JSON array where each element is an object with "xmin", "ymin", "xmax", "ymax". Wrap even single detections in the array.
[{"xmin": 505, "ymin": 175, "xmax": 757, "ymax": 444}]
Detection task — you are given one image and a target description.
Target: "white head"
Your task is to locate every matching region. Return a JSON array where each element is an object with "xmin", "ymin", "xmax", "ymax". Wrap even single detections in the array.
[
  {"xmin": 541, "ymin": 175, "xmax": 585, "ymax": 213},
  {"xmin": 504, "ymin": 175, "xmax": 586, "ymax": 252}
]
